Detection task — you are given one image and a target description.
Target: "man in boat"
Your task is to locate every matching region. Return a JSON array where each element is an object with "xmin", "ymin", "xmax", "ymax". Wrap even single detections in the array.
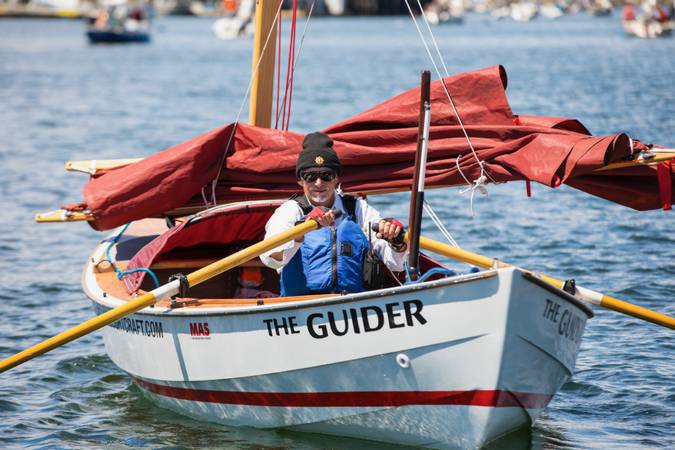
[{"xmin": 260, "ymin": 132, "xmax": 408, "ymax": 296}]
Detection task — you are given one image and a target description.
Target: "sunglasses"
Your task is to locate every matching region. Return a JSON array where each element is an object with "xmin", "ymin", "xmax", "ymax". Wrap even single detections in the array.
[{"xmin": 300, "ymin": 171, "xmax": 337, "ymax": 183}]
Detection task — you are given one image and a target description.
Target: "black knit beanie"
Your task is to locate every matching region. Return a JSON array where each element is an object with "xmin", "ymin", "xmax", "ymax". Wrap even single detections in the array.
[{"xmin": 295, "ymin": 132, "xmax": 342, "ymax": 178}]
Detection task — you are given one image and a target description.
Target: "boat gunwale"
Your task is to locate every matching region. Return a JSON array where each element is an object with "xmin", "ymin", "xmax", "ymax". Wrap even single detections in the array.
[
  {"xmin": 85, "ymin": 250, "xmax": 593, "ymax": 321},
  {"xmin": 84, "ymin": 210, "xmax": 593, "ymax": 320},
  {"xmin": 522, "ymin": 271, "xmax": 594, "ymax": 318},
  {"xmin": 84, "ymin": 254, "xmax": 502, "ymax": 317}
]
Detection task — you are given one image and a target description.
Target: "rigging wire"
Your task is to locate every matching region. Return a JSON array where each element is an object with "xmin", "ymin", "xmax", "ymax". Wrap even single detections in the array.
[
  {"xmin": 455, "ymin": 156, "xmax": 488, "ymax": 216},
  {"xmin": 403, "ymin": 0, "xmax": 496, "ymax": 213},
  {"xmin": 284, "ymin": 16, "xmax": 297, "ymax": 129},
  {"xmin": 423, "ymin": 200, "xmax": 459, "ymax": 247},
  {"xmin": 275, "ymin": 8, "xmax": 283, "ymax": 128},
  {"xmin": 284, "ymin": 1, "xmax": 315, "ymax": 130},
  {"xmin": 282, "ymin": 0, "xmax": 298, "ymax": 130},
  {"xmin": 291, "ymin": 1, "xmax": 315, "ymax": 73},
  {"xmin": 276, "ymin": 0, "xmax": 315, "ymax": 130},
  {"xmin": 207, "ymin": 0, "xmax": 285, "ymax": 206}
]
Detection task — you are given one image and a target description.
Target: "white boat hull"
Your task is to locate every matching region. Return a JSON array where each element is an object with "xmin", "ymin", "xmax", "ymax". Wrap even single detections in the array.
[
  {"xmin": 623, "ymin": 19, "xmax": 674, "ymax": 39},
  {"xmin": 85, "ymin": 244, "xmax": 591, "ymax": 448}
]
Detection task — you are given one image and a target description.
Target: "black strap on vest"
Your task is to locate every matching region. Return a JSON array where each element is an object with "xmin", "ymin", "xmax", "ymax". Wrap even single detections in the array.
[
  {"xmin": 291, "ymin": 193, "xmax": 357, "ymax": 218},
  {"xmin": 290, "ymin": 193, "xmax": 384, "ymax": 291}
]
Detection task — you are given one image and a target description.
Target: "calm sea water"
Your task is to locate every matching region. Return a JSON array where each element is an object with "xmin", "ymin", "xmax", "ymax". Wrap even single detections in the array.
[{"xmin": 1, "ymin": 13, "xmax": 674, "ymax": 449}]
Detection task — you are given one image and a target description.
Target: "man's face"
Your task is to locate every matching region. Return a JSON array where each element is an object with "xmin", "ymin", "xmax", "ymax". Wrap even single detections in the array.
[{"xmin": 298, "ymin": 169, "xmax": 338, "ymax": 207}]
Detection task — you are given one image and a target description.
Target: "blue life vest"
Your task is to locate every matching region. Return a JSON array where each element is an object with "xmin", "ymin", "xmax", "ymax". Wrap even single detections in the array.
[{"xmin": 280, "ymin": 207, "xmax": 369, "ymax": 297}]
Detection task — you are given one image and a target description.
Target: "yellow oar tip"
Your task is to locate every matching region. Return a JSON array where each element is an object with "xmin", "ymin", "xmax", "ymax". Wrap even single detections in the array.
[{"xmin": 34, "ymin": 210, "xmax": 93, "ymax": 223}]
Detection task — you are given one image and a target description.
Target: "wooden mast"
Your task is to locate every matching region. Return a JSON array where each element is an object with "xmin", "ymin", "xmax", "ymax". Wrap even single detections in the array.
[{"xmin": 249, "ymin": 0, "xmax": 279, "ymax": 128}]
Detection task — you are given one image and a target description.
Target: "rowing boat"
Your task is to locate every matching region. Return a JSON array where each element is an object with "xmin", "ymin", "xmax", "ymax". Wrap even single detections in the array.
[
  {"xmin": 4, "ymin": 1, "xmax": 674, "ymax": 448},
  {"xmin": 83, "ymin": 202, "xmax": 591, "ymax": 448}
]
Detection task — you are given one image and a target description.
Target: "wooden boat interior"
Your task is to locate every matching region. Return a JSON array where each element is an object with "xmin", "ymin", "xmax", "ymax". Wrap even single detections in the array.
[{"xmin": 93, "ymin": 201, "xmax": 454, "ymax": 309}]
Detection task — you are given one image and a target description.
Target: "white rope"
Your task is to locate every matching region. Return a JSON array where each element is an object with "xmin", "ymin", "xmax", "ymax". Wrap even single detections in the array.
[
  {"xmin": 389, "ymin": 267, "xmax": 404, "ymax": 286},
  {"xmin": 200, "ymin": 186, "xmax": 210, "ymax": 207},
  {"xmin": 209, "ymin": 0, "xmax": 285, "ymax": 206},
  {"xmin": 455, "ymin": 156, "xmax": 488, "ymax": 217},
  {"xmin": 411, "ymin": 0, "xmax": 494, "ymax": 183},
  {"xmin": 403, "ymin": 0, "xmax": 496, "ymax": 200},
  {"xmin": 423, "ymin": 200, "xmax": 459, "ymax": 247},
  {"xmin": 291, "ymin": 1, "xmax": 315, "ymax": 77}
]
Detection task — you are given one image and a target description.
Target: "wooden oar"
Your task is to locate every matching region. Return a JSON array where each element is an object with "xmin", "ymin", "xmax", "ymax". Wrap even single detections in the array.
[
  {"xmin": 418, "ymin": 235, "xmax": 675, "ymax": 330},
  {"xmin": 0, "ymin": 219, "xmax": 320, "ymax": 374},
  {"xmin": 34, "ymin": 210, "xmax": 93, "ymax": 223},
  {"xmin": 594, "ymin": 150, "xmax": 675, "ymax": 172},
  {"xmin": 65, "ymin": 158, "xmax": 142, "ymax": 175}
]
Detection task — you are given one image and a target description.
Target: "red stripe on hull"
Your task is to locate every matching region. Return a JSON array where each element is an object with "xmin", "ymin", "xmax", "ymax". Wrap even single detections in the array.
[{"xmin": 133, "ymin": 377, "xmax": 552, "ymax": 409}]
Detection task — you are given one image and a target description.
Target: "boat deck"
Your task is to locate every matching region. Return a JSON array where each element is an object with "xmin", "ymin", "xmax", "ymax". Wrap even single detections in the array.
[
  {"xmin": 93, "ymin": 258, "xmax": 334, "ymax": 309},
  {"xmin": 93, "ymin": 219, "xmax": 340, "ymax": 309}
]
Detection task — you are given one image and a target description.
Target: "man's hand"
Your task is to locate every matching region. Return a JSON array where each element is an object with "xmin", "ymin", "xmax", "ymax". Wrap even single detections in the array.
[
  {"xmin": 307, "ymin": 207, "xmax": 336, "ymax": 228},
  {"xmin": 376, "ymin": 218, "xmax": 403, "ymax": 242}
]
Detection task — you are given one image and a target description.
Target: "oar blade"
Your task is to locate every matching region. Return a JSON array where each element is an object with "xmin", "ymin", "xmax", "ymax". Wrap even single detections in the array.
[
  {"xmin": 1, "ymin": 218, "xmax": 320, "ymax": 373},
  {"xmin": 417, "ymin": 235, "xmax": 675, "ymax": 331}
]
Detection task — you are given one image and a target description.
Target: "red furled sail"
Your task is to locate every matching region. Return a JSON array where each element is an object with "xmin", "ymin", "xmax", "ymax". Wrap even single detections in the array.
[{"xmin": 68, "ymin": 65, "xmax": 672, "ymax": 231}]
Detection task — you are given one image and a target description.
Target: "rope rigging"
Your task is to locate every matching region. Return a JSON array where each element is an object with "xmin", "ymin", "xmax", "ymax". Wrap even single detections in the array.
[
  {"xmin": 276, "ymin": 0, "xmax": 316, "ymax": 130},
  {"xmin": 101, "ymin": 223, "xmax": 161, "ymax": 290},
  {"xmin": 206, "ymin": 0, "xmax": 316, "ymax": 207},
  {"xmin": 205, "ymin": 0, "xmax": 478, "ymax": 249},
  {"xmin": 403, "ymin": 0, "xmax": 497, "ymax": 216},
  {"xmin": 206, "ymin": 0, "xmax": 286, "ymax": 207}
]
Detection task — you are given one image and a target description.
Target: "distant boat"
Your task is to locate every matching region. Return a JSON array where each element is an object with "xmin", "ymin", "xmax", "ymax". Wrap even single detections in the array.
[
  {"xmin": 623, "ymin": 18, "xmax": 674, "ymax": 38},
  {"xmin": 0, "ymin": 0, "xmax": 82, "ymax": 18},
  {"xmin": 87, "ymin": 1, "xmax": 151, "ymax": 44},
  {"xmin": 212, "ymin": 0, "xmax": 254, "ymax": 40},
  {"xmin": 510, "ymin": 2, "xmax": 538, "ymax": 22},
  {"xmin": 586, "ymin": 0, "xmax": 613, "ymax": 16},
  {"xmin": 423, "ymin": 0, "xmax": 464, "ymax": 25},
  {"xmin": 324, "ymin": 0, "xmax": 345, "ymax": 16},
  {"xmin": 622, "ymin": 3, "xmax": 674, "ymax": 38},
  {"xmin": 491, "ymin": 6, "xmax": 512, "ymax": 20},
  {"xmin": 87, "ymin": 28, "xmax": 151, "ymax": 43},
  {"xmin": 539, "ymin": 3, "xmax": 564, "ymax": 20}
]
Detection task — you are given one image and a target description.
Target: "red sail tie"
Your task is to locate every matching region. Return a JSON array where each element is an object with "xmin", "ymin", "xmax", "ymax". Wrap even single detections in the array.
[{"xmin": 657, "ymin": 160, "xmax": 673, "ymax": 211}]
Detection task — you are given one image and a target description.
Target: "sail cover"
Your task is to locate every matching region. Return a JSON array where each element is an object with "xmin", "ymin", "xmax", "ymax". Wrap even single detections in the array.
[{"xmin": 69, "ymin": 65, "xmax": 673, "ymax": 231}]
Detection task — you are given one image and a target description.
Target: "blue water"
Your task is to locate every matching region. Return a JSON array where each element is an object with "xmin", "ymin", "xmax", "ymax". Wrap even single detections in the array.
[{"xmin": 1, "ymin": 13, "xmax": 674, "ymax": 449}]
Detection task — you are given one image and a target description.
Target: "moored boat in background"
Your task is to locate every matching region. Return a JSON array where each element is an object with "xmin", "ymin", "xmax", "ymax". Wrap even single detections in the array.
[
  {"xmin": 510, "ymin": 1, "xmax": 538, "ymax": 22},
  {"xmin": 212, "ymin": 0, "xmax": 254, "ymax": 39},
  {"xmin": 86, "ymin": 0, "xmax": 151, "ymax": 44},
  {"xmin": 424, "ymin": 0, "xmax": 464, "ymax": 25},
  {"xmin": 622, "ymin": 2, "xmax": 674, "ymax": 38},
  {"xmin": 623, "ymin": 17, "xmax": 674, "ymax": 38},
  {"xmin": 0, "ymin": 0, "xmax": 84, "ymax": 18}
]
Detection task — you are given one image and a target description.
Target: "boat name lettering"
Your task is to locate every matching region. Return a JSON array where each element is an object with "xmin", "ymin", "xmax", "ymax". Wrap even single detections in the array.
[
  {"xmin": 263, "ymin": 300, "xmax": 427, "ymax": 339},
  {"xmin": 109, "ymin": 316, "xmax": 164, "ymax": 338},
  {"xmin": 262, "ymin": 316, "xmax": 301, "ymax": 336},
  {"xmin": 542, "ymin": 299, "xmax": 583, "ymax": 343},
  {"xmin": 189, "ymin": 322, "xmax": 211, "ymax": 338}
]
